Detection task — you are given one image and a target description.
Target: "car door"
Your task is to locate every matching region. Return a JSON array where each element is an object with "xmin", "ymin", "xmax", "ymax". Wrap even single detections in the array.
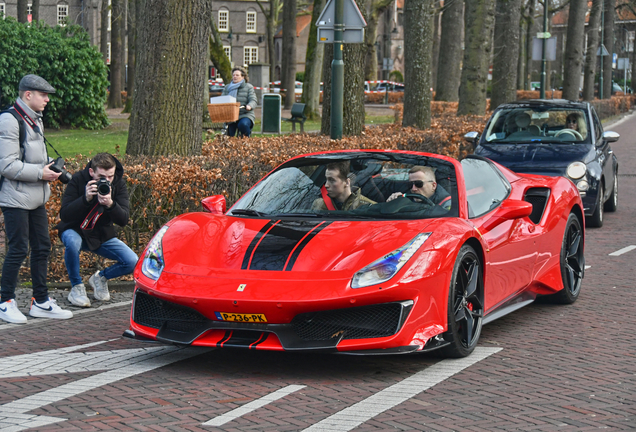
[
  {"xmin": 462, "ymin": 157, "xmax": 539, "ymax": 312},
  {"xmin": 591, "ymin": 108, "xmax": 614, "ymax": 202}
]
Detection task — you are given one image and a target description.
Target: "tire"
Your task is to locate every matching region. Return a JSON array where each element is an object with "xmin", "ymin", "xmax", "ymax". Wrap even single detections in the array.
[
  {"xmin": 440, "ymin": 245, "xmax": 484, "ymax": 358},
  {"xmin": 603, "ymin": 172, "xmax": 618, "ymax": 212},
  {"xmin": 586, "ymin": 182, "xmax": 604, "ymax": 228},
  {"xmin": 549, "ymin": 213, "xmax": 584, "ymax": 304}
]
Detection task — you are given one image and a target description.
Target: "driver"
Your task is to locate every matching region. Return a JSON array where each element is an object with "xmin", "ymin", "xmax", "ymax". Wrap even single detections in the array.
[
  {"xmin": 312, "ymin": 161, "xmax": 375, "ymax": 211},
  {"xmin": 565, "ymin": 113, "xmax": 580, "ymax": 131},
  {"xmin": 387, "ymin": 166, "xmax": 451, "ymax": 210}
]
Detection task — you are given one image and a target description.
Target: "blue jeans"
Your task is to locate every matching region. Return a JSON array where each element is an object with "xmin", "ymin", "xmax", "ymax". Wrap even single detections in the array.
[
  {"xmin": 1, "ymin": 206, "xmax": 51, "ymax": 303},
  {"xmin": 60, "ymin": 229, "xmax": 138, "ymax": 286},
  {"xmin": 227, "ymin": 117, "xmax": 253, "ymax": 137}
]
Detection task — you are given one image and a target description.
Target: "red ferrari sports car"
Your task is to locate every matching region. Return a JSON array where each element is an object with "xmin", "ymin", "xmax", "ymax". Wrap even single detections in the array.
[{"xmin": 125, "ymin": 150, "xmax": 584, "ymax": 358}]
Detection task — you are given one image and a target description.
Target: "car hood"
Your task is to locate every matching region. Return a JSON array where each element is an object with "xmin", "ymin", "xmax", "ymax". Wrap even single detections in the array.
[
  {"xmin": 475, "ymin": 142, "xmax": 593, "ymax": 175},
  {"xmin": 158, "ymin": 214, "xmax": 435, "ymax": 278}
]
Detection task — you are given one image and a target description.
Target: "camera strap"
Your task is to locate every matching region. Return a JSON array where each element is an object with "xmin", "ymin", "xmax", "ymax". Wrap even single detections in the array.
[
  {"xmin": 80, "ymin": 203, "xmax": 104, "ymax": 231},
  {"xmin": 12, "ymin": 103, "xmax": 64, "ymax": 160}
]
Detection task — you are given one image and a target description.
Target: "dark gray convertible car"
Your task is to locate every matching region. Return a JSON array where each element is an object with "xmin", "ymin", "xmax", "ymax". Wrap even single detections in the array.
[{"xmin": 465, "ymin": 99, "xmax": 619, "ymax": 227}]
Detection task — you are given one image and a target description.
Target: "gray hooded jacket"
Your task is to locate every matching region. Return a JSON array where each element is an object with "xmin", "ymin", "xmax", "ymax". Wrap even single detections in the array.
[{"xmin": 0, "ymin": 97, "xmax": 52, "ymax": 210}]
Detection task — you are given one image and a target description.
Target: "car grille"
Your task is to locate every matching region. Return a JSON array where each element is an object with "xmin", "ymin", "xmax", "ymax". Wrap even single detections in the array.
[
  {"xmin": 133, "ymin": 290, "xmax": 208, "ymax": 333},
  {"xmin": 291, "ymin": 303, "xmax": 404, "ymax": 341}
]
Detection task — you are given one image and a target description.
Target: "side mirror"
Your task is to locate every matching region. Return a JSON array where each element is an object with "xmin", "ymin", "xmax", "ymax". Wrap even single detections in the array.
[
  {"xmin": 201, "ymin": 195, "xmax": 226, "ymax": 215},
  {"xmin": 497, "ymin": 199, "xmax": 533, "ymax": 220},
  {"xmin": 480, "ymin": 199, "xmax": 533, "ymax": 232},
  {"xmin": 464, "ymin": 131, "xmax": 480, "ymax": 144},
  {"xmin": 601, "ymin": 130, "xmax": 620, "ymax": 143}
]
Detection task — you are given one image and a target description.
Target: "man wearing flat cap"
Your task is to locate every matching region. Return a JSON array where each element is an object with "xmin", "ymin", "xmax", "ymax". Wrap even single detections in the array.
[{"xmin": 0, "ymin": 74, "xmax": 73, "ymax": 323}]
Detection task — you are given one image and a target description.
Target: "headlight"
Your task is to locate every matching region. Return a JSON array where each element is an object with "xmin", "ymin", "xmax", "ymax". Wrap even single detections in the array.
[
  {"xmin": 566, "ymin": 162, "xmax": 587, "ymax": 180},
  {"xmin": 351, "ymin": 233, "xmax": 431, "ymax": 288},
  {"xmin": 141, "ymin": 226, "xmax": 169, "ymax": 280},
  {"xmin": 576, "ymin": 180, "xmax": 589, "ymax": 192}
]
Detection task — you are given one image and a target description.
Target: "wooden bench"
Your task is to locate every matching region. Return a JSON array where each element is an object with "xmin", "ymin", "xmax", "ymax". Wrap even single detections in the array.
[{"xmin": 283, "ymin": 103, "xmax": 307, "ymax": 133}]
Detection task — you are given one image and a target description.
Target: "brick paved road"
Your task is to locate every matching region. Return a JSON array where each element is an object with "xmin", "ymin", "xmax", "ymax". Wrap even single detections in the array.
[{"xmin": 0, "ymin": 112, "xmax": 635, "ymax": 431}]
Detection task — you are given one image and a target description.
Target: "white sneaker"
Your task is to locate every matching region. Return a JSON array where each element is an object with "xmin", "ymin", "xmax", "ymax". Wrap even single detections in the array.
[
  {"xmin": 89, "ymin": 271, "xmax": 110, "ymax": 301},
  {"xmin": 0, "ymin": 299, "xmax": 27, "ymax": 324},
  {"xmin": 29, "ymin": 297, "xmax": 73, "ymax": 319},
  {"xmin": 68, "ymin": 283, "xmax": 91, "ymax": 307}
]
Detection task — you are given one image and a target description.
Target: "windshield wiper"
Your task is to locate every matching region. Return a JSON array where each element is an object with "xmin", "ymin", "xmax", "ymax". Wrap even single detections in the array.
[
  {"xmin": 272, "ymin": 213, "xmax": 322, "ymax": 218},
  {"xmin": 230, "ymin": 209, "xmax": 268, "ymax": 217}
]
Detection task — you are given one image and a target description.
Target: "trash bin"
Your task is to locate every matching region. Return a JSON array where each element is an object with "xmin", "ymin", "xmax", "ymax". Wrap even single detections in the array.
[{"xmin": 261, "ymin": 94, "xmax": 281, "ymax": 134}]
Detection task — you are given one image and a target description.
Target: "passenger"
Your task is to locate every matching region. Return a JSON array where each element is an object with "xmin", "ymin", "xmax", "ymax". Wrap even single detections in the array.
[
  {"xmin": 387, "ymin": 166, "xmax": 451, "ymax": 210},
  {"xmin": 312, "ymin": 161, "xmax": 375, "ymax": 211}
]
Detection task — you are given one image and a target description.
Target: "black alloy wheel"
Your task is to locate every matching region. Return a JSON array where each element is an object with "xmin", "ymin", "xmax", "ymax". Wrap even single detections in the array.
[
  {"xmin": 550, "ymin": 213, "xmax": 584, "ymax": 304},
  {"xmin": 587, "ymin": 182, "xmax": 604, "ymax": 228},
  {"xmin": 440, "ymin": 245, "xmax": 484, "ymax": 358},
  {"xmin": 604, "ymin": 172, "xmax": 618, "ymax": 212}
]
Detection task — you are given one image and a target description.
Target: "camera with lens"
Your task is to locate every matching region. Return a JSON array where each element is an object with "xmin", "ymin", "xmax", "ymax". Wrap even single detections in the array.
[
  {"xmin": 96, "ymin": 178, "xmax": 111, "ymax": 195},
  {"xmin": 50, "ymin": 157, "xmax": 72, "ymax": 184}
]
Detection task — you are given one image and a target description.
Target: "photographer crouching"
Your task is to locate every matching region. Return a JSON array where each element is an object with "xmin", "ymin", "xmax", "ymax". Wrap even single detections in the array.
[
  {"xmin": 56, "ymin": 153, "xmax": 138, "ymax": 307},
  {"xmin": 0, "ymin": 74, "xmax": 73, "ymax": 323}
]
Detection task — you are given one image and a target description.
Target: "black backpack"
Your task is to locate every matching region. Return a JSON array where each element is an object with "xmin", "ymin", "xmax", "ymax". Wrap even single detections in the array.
[{"xmin": 0, "ymin": 107, "xmax": 27, "ymax": 191}]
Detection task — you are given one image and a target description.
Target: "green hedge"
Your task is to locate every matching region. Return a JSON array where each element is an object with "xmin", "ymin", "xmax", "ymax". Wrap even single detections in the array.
[{"xmin": 0, "ymin": 17, "xmax": 109, "ymax": 129}]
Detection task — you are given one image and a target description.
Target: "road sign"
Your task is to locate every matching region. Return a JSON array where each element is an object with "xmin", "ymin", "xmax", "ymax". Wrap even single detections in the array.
[
  {"xmin": 597, "ymin": 44, "xmax": 610, "ymax": 56},
  {"xmin": 536, "ymin": 32, "xmax": 551, "ymax": 39},
  {"xmin": 531, "ymin": 37, "xmax": 556, "ymax": 61},
  {"xmin": 618, "ymin": 58, "xmax": 630, "ymax": 69},
  {"xmin": 316, "ymin": 0, "xmax": 366, "ymax": 44}
]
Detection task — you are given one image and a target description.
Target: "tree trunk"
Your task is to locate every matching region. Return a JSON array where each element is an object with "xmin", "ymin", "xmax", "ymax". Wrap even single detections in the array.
[
  {"xmin": 108, "ymin": 0, "xmax": 123, "ymax": 109},
  {"xmin": 602, "ymin": 0, "xmax": 614, "ymax": 99},
  {"xmin": 364, "ymin": 8, "xmax": 380, "ymax": 81},
  {"xmin": 302, "ymin": 0, "xmax": 325, "ymax": 120},
  {"xmin": 490, "ymin": 0, "xmax": 522, "ymax": 109},
  {"xmin": 127, "ymin": 0, "xmax": 212, "ymax": 156},
  {"xmin": 32, "ymin": 0, "xmax": 40, "ymax": 22},
  {"xmin": 17, "ymin": 0, "xmax": 28, "ymax": 23},
  {"xmin": 403, "ymin": 0, "xmax": 434, "ymax": 129},
  {"xmin": 320, "ymin": 0, "xmax": 368, "ymax": 136},
  {"xmin": 256, "ymin": 0, "xmax": 281, "ymax": 87},
  {"xmin": 562, "ymin": 0, "xmax": 587, "ymax": 101},
  {"xmin": 523, "ymin": 0, "xmax": 536, "ymax": 90},
  {"xmin": 517, "ymin": 17, "xmax": 526, "ymax": 90},
  {"xmin": 123, "ymin": 0, "xmax": 136, "ymax": 114},
  {"xmin": 431, "ymin": 3, "xmax": 442, "ymax": 91},
  {"xmin": 209, "ymin": 21, "xmax": 232, "ymax": 84},
  {"xmin": 281, "ymin": 0, "xmax": 297, "ymax": 109},
  {"xmin": 457, "ymin": 0, "xmax": 495, "ymax": 115},
  {"xmin": 101, "ymin": 0, "xmax": 109, "ymax": 63},
  {"xmin": 435, "ymin": 0, "xmax": 463, "ymax": 101}
]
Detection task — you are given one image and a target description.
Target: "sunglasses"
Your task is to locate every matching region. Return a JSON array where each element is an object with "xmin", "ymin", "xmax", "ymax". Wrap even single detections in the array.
[{"xmin": 409, "ymin": 180, "xmax": 433, "ymax": 188}]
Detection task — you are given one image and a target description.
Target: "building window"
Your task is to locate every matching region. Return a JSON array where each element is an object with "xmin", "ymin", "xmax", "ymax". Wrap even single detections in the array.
[
  {"xmin": 218, "ymin": 9, "xmax": 228, "ymax": 32},
  {"xmin": 628, "ymin": 31, "xmax": 635, "ymax": 53},
  {"xmin": 244, "ymin": 47, "xmax": 258, "ymax": 66},
  {"xmin": 224, "ymin": 46, "xmax": 231, "ymax": 62},
  {"xmin": 106, "ymin": 42, "xmax": 111, "ymax": 65},
  {"xmin": 107, "ymin": 0, "xmax": 111, "ymax": 31},
  {"xmin": 246, "ymin": 11, "xmax": 256, "ymax": 33},
  {"xmin": 0, "ymin": 3, "xmax": 5, "ymax": 19},
  {"xmin": 57, "ymin": 4, "xmax": 68, "ymax": 26}
]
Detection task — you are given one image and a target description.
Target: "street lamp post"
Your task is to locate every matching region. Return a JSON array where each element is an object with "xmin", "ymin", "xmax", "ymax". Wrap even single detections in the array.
[
  {"xmin": 540, "ymin": 0, "xmax": 549, "ymax": 99},
  {"xmin": 330, "ymin": 0, "xmax": 344, "ymax": 139}
]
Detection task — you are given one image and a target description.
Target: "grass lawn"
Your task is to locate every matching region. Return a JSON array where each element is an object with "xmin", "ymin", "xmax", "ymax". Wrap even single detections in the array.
[{"xmin": 45, "ymin": 114, "xmax": 396, "ymax": 158}]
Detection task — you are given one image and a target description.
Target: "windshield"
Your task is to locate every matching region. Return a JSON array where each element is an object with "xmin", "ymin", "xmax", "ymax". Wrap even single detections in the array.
[
  {"xmin": 231, "ymin": 153, "xmax": 459, "ymax": 220},
  {"xmin": 484, "ymin": 107, "xmax": 590, "ymax": 144}
]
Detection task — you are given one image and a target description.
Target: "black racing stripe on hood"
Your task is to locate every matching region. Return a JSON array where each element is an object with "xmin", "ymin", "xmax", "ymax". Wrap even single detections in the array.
[
  {"xmin": 285, "ymin": 221, "xmax": 332, "ymax": 271},
  {"xmin": 247, "ymin": 220, "xmax": 327, "ymax": 271},
  {"xmin": 241, "ymin": 220, "xmax": 278, "ymax": 270}
]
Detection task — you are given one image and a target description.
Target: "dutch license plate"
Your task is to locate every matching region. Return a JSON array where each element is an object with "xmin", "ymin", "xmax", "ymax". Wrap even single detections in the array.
[{"xmin": 215, "ymin": 312, "xmax": 267, "ymax": 323}]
